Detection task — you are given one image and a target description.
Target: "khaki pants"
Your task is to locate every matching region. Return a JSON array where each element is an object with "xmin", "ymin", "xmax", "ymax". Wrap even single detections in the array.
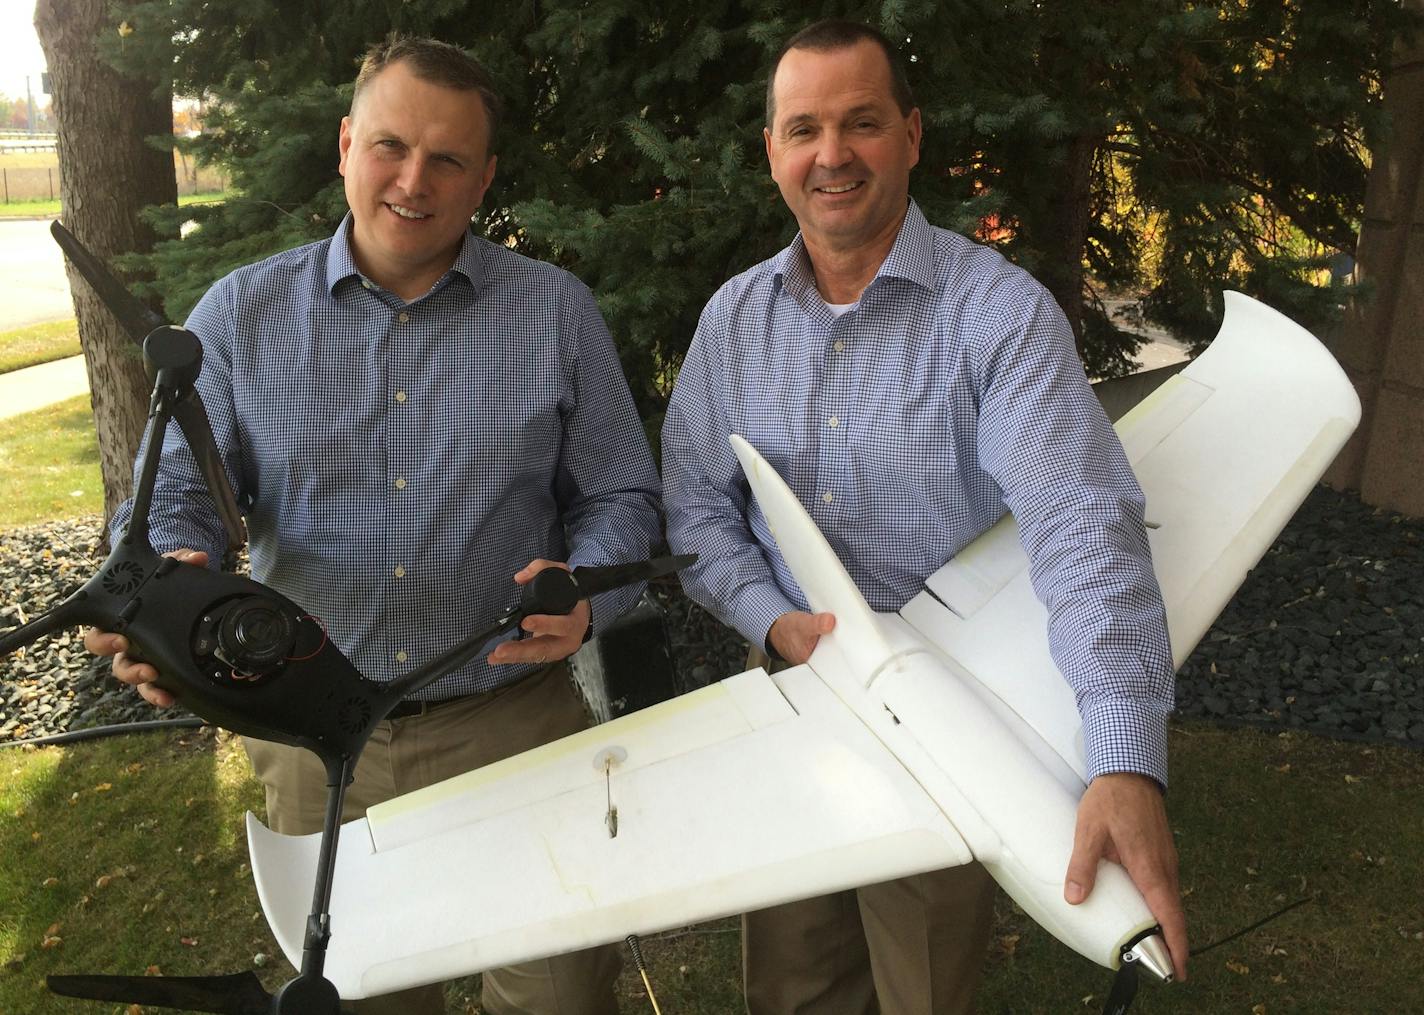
[
  {"xmin": 742, "ymin": 647, "xmax": 996, "ymax": 1015},
  {"xmin": 244, "ymin": 662, "xmax": 621, "ymax": 1015}
]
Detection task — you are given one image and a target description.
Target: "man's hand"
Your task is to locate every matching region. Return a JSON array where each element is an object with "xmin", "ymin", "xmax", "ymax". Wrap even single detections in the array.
[
  {"xmin": 767, "ymin": 610, "xmax": 836, "ymax": 665},
  {"xmin": 1065, "ymin": 772, "xmax": 1188, "ymax": 981},
  {"xmin": 487, "ymin": 559, "xmax": 591, "ymax": 666},
  {"xmin": 82, "ymin": 548, "xmax": 209, "ymax": 709}
]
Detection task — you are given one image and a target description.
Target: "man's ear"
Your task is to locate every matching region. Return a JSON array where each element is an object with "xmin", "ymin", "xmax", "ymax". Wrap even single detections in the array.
[
  {"xmin": 906, "ymin": 107, "xmax": 922, "ymax": 171},
  {"xmin": 338, "ymin": 116, "xmax": 353, "ymax": 177}
]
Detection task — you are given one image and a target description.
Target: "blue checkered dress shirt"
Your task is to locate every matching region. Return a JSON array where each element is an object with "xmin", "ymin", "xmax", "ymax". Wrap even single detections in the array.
[
  {"xmin": 112, "ymin": 215, "xmax": 661, "ymax": 699},
  {"xmin": 663, "ymin": 201, "xmax": 1173, "ymax": 784}
]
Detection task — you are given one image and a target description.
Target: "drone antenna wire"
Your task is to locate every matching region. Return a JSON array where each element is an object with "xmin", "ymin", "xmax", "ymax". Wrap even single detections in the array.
[{"xmin": 625, "ymin": 935, "xmax": 663, "ymax": 1015}]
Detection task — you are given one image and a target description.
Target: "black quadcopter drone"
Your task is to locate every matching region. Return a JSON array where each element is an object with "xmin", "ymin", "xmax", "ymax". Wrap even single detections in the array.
[{"xmin": 0, "ymin": 222, "xmax": 691, "ymax": 1014}]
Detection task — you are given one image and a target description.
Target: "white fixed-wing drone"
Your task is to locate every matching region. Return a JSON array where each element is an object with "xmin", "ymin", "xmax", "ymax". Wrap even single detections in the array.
[{"xmin": 244, "ymin": 292, "xmax": 1360, "ymax": 1005}]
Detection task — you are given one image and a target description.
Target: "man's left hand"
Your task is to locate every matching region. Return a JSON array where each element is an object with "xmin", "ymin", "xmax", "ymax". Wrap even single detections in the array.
[
  {"xmin": 486, "ymin": 559, "xmax": 591, "ymax": 666},
  {"xmin": 1064, "ymin": 772, "xmax": 1188, "ymax": 981}
]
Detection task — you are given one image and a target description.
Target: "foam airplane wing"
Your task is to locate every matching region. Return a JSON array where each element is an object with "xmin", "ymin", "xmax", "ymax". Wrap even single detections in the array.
[{"xmin": 248, "ymin": 291, "xmax": 1359, "ymax": 999}]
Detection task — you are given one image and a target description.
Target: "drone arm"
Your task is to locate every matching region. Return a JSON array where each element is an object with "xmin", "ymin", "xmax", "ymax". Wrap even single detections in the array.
[
  {"xmin": 171, "ymin": 393, "xmax": 247, "ymax": 553},
  {"xmin": 0, "ymin": 597, "xmax": 86, "ymax": 657}
]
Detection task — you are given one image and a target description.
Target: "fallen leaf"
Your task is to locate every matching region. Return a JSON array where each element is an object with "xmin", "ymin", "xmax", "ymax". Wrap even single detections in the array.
[
  {"xmin": 40, "ymin": 936, "xmax": 62, "ymax": 950},
  {"xmin": 95, "ymin": 875, "xmax": 112, "ymax": 890},
  {"xmin": 145, "ymin": 965, "xmax": 162, "ymax": 976},
  {"xmin": 180, "ymin": 936, "xmax": 199, "ymax": 947},
  {"xmin": 1344, "ymin": 774, "xmax": 1362, "ymax": 784},
  {"xmin": 41, "ymin": 877, "xmax": 58, "ymax": 888},
  {"xmin": 94, "ymin": 782, "xmax": 113, "ymax": 793},
  {"xmin": 1227, "ymin": 959, "xmax": 1250, "ymax": 975}
]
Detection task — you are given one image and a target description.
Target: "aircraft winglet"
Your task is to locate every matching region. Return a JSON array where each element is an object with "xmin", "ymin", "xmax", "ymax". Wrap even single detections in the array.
[{"xmin": 730, "ymin": 434, "xmax": 912, "ymax": 683}]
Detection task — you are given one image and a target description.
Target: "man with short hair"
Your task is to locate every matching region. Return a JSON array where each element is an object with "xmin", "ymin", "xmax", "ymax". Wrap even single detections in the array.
[
  {"xmin": 663, "ymin": 20, "xmax": 1187, "ymax": 1014},
  {"xmin": 87, "ymin": 35, "xmax": 658, "ymax": 1015}
]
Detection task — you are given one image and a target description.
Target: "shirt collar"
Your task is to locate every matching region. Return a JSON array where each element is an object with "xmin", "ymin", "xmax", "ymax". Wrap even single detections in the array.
[
  {"xmin": 324, "ymin": 213, "xmax": 485, "ymax": 297},
  {"xmin": 773, "ymin": 198, "xmax": 936, "ymax": 301}
]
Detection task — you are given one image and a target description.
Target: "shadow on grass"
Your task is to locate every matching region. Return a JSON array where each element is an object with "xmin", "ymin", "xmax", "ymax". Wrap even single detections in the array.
[
  {"xmin": 0, "ymin": 728, "xmax": 288, "ymax": 1013},
  {"xmin": 978, "ymin": 724, "xmax": 1424, "ymax": 1013}
]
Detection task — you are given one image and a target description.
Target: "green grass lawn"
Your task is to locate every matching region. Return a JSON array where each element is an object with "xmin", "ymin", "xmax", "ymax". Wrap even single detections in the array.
[
  {"xmin": 0, "ymin": 320, "xmax": 80, "ymax": 375},
  {"xmin": 0, "ymin": 191, "xmax": 228, "ymax": 220},
  {"xmin": 0, "ymin": 723, "xmax": 1418, "ymax": 1013},
  {"xmin": 0, "ymin": 395, "xmax": 102, "ymax": 529}
]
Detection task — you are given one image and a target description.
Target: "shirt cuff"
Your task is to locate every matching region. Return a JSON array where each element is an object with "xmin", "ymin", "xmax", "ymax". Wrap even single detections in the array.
[
  {"xmin": 1080, "ymin": 696, "xmax": 1171, "ymax": 789},
  {"xmin": 728, "ymin": 583, "xmax": 801, "ymax": 656}
]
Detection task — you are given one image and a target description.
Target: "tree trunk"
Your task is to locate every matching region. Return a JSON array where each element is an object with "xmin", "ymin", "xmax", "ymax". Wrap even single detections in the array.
[
  {"xmin": 1033, "ymin": 131, "xmax": 1099, "ymax": 353},
  {"xmin": 34, "ymin": 0, "xmax": 177, "ymax": 531}
]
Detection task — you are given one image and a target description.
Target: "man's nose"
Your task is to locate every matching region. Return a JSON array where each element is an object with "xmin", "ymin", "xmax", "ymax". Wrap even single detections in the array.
[
  {"xmin": 814, "ymin": 129, "xmax": 853, "ymax": 169},
  {"xmin": 396, "ymin": 156, "xmax": 430, "ymax": 196}
]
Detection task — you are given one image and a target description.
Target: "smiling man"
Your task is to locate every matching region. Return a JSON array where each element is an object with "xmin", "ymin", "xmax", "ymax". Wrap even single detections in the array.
[
  {"xmin": 87, "ymin": 35, "xmax": 659, "ymax": 1015},
  {"xmin": 663, "ymin": 19, "xmax": 1186, "ymax": 1015}
]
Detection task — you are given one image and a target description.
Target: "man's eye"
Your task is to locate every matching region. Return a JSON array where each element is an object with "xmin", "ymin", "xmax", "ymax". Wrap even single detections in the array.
[{"xmin": 788, "ymin": 127, "xmax": 812, "ymax": 138}]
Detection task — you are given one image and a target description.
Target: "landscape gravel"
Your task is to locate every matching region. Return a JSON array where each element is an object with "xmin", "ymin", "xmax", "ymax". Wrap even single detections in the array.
[{"xmin": 1, "ymin": 488, "xmax": 1421, "ymax": 748}]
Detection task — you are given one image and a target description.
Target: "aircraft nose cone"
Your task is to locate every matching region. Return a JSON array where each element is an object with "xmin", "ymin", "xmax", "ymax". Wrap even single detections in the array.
[{"xmin": 1126, "ymin": 933, "xmax": 1174, "ymax": 983}]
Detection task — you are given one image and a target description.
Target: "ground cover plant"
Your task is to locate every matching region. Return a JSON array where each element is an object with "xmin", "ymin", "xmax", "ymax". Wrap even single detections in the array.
[
  {"xmin": 0, "ymin": 320, "xmax": 79, "ymax": 375},
  {"xmin": 0, "ymin": 723, "xmax": 1418, "ymax": 1013}
]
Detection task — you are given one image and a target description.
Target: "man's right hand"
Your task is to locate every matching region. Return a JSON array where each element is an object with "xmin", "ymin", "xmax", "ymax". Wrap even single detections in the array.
[
  {"xmin": 82, "ymin": 548, "xmax": 209, "ymax": 709},
  {"xmin": 767, "ymin": 610, "xmax": 836, "ymax": 665}
]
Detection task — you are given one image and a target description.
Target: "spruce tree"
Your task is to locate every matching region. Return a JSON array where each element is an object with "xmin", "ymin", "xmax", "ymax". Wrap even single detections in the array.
[{"xmin": 110, "ymin": 0, "xmax": 1416, "ymax": 416}]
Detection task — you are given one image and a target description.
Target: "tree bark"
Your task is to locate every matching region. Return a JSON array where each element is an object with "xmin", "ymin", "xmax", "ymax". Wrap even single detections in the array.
[
  {"xmin": 1032, "ymin": 131, "xmax": 1099, "ymax": 353},
  {"xmin": 34, "ymin": 0, "xmax": 177, "ymax": 530}
]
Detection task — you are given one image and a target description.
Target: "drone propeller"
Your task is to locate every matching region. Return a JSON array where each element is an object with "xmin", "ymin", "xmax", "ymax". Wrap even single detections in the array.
[
  {"xmin": 48, "ymin": 221, "xmax": 245, "ymax": 552},
  {"xmin": 378, "ymin": 553, "xmax": 697, "ymax": 708},
  {"xmin": 49, "ymin": 970, "xmax": 279, "ymax": 1014},
  {"xmin": 49, "ymin": 220, "xmax": 167, "ymax": 344}
]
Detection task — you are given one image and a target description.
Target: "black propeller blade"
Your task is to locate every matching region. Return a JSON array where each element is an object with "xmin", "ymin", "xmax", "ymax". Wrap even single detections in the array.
[
  {"xmin": 378, "ymin": 553, "xmax": 697, "ymax": 707},
  {"xmin": 49, "ymin": 220, "xmax": 167, "ymax": 345},
  {"xmin": 47, "ymin": 222, "xmax": 247, "ymax": 552},
  {"xmin": 48, "ymin": 970, "xmax": 275, "ymax": 1015}
]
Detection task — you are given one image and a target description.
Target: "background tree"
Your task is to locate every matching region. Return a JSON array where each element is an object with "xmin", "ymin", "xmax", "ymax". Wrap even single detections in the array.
[
  {"xmin": 112, "ymin": 0, "xmax": 1415, "ymax": 422},
  {"xmin": 34, "ymin": 0, "xmax": 178, "ymax": 527}
]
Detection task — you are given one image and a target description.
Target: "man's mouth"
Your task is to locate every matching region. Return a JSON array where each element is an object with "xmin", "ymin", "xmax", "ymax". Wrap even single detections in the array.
[
  {"xmin": 814, "ymin": 181, "xmax": 863, "ymax": 195},
  {"xmin": 388, "ymin": 203, "xmax": 430, "ymax": 220}
]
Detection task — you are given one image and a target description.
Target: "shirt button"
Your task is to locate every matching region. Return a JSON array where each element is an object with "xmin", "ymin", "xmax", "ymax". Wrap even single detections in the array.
[
  {"xmin": 828, "ymin": 416, "xmax": 839, "ymax": 429},
  {"xmin": 822, "ymin": 491, "xmax": 834, "ymax": 504},
  {"xmin": 361, "ymin": 279, "xmax": 373, "ymax": 290},
  {"xmin": 397, "ymin": 311, "xmax": 410, "ymax": 323},
  {"xmin": 394, "ymin": 477, "xmax": 407, "ymax": 490},
  {"xmin": 395, "ymin": 390, "xmax": 408, "ymax": 403},
  {"xmin": 395, "ymin": 650, "xmax": 408, "ymax": 663},
  {"xmin": 394, "ymin": 565, "xmax": 406, "ymax": 578},
  {"xmin": 833, "ymin": 340, "xmax": 845, "ymax": 352}
]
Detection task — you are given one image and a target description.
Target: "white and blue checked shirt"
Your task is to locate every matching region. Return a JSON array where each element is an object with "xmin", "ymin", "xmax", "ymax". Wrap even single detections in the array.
[
  {"xmin": 663, "ymin": 201, "xmax": 1173, "ymax": 784},
  {"xmin": 113, "ymin": 215, "xmax": 661, "ymax": 699}
]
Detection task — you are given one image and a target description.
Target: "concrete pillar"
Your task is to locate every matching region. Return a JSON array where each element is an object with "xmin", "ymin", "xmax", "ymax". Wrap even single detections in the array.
[{"xmin": 1327, "ymin": 0, "xmax": 1424, "ymax": 515}]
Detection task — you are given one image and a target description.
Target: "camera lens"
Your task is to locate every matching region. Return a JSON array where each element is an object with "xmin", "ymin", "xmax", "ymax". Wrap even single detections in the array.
[{"xmin": 215, "ymin": 597, "xmax": 295, "ymax": 674}]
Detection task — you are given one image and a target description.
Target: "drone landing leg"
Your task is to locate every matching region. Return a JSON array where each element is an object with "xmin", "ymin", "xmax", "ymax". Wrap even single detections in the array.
[{"xmin": 271, "ymin": 754, "xmax": 355, "ymax": 1014}]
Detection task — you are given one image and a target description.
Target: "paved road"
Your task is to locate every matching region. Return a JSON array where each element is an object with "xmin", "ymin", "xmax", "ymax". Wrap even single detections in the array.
[{"xmin": 0, "ymin": 217, "xmax": 73, "ymax": 331}]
